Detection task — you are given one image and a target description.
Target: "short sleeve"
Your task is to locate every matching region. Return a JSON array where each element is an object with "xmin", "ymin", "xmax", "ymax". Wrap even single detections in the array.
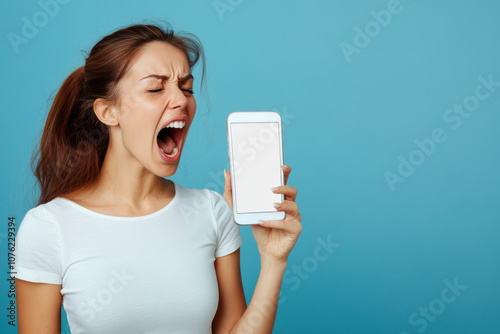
[
  {"xmin": 209, "ymin": 190, "xmax": 242, "ymax": 258},
  {"xmin": 13, "ymin": 206, "xmax": 62, "ymax": 284}
]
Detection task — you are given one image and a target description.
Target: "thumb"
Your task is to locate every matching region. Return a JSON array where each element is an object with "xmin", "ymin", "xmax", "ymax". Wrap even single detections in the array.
[{"xmin": 222, "ymin": 169, "xmax": 233, "ymax": 211}]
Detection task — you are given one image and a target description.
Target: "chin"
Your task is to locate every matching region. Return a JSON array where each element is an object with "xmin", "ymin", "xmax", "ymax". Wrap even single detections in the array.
[{"xmin": 155, "ymin": 163, "xmax": 179, "ymax": 178}]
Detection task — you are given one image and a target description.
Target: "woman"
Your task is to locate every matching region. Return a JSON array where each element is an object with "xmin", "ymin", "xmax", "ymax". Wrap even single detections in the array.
[{"xmin": 14, "ymin": 24, "xmax": 301, "ymax": 334}]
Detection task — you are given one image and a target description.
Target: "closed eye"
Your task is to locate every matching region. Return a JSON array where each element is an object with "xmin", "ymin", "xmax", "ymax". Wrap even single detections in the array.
[
  {"xmin": 148, "ymin": 88, "xmax": 163, "ymax": 93},
  {"xmin": 147, "ymin": 88, "xmax": 194, "ymax": 95}
]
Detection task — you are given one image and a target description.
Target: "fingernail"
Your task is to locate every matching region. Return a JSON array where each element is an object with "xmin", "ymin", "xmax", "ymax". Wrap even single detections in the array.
[
  {"xmin": 258, "ymin": 220, "xmax": 266, "ymax": 225},
  {"xmin": 282, "ymin": 164, "xmax": 290, "ymax": 169},
  {"xmin": 271, "ymin": 187, "xmax": 280, "ymax": 192},
  {"xmin": 273, "ymin": 202, "xmax": 281, "ymax": 208}
]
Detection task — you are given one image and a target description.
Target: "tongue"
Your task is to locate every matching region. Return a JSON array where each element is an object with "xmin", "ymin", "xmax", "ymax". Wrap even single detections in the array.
[{"xmin": 158, "ymin": 134, "xmax": 176, "ymax": 155}]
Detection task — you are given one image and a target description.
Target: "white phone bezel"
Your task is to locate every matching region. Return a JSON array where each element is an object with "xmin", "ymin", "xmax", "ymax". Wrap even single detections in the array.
[{"xmin": 227, "ymin": 111, "xmax": 286, "ymax": 225}]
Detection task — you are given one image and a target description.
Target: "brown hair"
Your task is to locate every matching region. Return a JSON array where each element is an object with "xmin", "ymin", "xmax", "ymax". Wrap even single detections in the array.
[{"xmin": 32, "ymin": 24, "xmax": 205, "ymax": 205}]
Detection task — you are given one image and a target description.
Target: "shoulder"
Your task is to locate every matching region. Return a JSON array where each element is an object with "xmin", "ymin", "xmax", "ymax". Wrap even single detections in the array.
[
  {"xmin": 174, "ymin": 183, "xmax": 233, "ymax": 229},
  {"xmin": 20, "ymin": 203, "xmax": 54, "ymax": 227},
  {"xmin": 15, "ymin": 202, "xmax": 62, "ymax": 255},
  {"xmin": 16, "ymin": 199, "xmax": 68, "ymax": 240},
  {"xmin": 15, "ymin": 202, "xmax": 63, "ymax": 283},
  {"xmin": 175, "ymin": 184, "xmax": 241, "ymax": 257},
  {"xmin": 174, "ymin": 183, "xmax": 225, "ymax": 211}
]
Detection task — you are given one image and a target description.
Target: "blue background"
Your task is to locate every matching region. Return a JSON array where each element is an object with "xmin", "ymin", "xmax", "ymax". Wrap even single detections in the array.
[{"xmin": 1, "ymin": 0, "xmax": 499, "ymax": 333}]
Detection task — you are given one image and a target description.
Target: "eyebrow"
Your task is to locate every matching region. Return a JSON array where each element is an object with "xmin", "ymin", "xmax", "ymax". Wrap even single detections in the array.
[{"xmin": 141, "ymin": 73, "xmax": 194, "ymax": 83}]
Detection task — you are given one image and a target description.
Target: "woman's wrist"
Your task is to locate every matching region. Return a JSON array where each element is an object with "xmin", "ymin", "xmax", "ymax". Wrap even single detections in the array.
[{"xmin": 260, "ymin": 255, "xmax": 288, "ymax": 273}]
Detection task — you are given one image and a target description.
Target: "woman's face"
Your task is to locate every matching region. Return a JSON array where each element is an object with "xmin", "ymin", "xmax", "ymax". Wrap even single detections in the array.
[{"xmin": 111, "ymin": 41, "xmax": 196, "ymax": 177}]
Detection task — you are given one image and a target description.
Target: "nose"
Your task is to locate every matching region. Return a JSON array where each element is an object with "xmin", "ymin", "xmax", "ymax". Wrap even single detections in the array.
[{"xmin": 167, "ymin": 85, "xmax": 189, "ymax": 111}]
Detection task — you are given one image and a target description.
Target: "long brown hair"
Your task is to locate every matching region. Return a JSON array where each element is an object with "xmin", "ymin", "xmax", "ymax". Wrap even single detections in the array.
[{"xmin": 32, "ymin": 24, "xmax": 205, "ymax": 205}]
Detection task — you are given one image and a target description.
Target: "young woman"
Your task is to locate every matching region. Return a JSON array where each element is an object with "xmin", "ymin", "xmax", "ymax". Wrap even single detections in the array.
[{"xmin": 14, "ymin": 24, "xmax": 302, "ymax": 334}]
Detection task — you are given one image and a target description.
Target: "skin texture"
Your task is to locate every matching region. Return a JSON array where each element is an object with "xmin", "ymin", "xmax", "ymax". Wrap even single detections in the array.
[
  {"xmin": 16, "ymin": 41, "xmax": 302, "ymax": 334},
  {"xmin": 15, "ymin": 280, "xmax": 62, "ymax": 334}
]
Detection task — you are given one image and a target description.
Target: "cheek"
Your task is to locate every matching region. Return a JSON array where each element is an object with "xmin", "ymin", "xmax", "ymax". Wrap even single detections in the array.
[
  {"xmin": 187, "ymin": 98, "xmax": 197, "ymax": 120},
  {"xmin": 118, "ymin": 95, "xmax": 159, "ymax": 139},
  {"xmin": 121, "ymin": 92, "xmax": 160, "ymax": 120}
]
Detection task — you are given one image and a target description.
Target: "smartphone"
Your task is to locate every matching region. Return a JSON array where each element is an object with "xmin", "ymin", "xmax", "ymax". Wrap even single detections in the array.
[{"xmin": 227, "ymin": 111, "xmax": 286, "ymax": 225}]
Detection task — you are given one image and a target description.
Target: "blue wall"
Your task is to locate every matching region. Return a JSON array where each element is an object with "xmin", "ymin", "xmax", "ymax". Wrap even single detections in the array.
[{"xmin": 1, "ymin": 0, "xmax": 499, "ymax": 333}]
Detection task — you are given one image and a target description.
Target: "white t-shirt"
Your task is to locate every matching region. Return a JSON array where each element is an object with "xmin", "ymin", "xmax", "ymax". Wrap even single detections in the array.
[{"xmin": 14, "ymin": 182, "xmax": 243, "ymax": 334}]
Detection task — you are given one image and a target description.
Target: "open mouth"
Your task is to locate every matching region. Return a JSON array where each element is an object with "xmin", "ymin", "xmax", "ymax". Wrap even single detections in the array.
[{"xmin": 157, "ymin": 120, "xmax": 187, "ymax": 161}]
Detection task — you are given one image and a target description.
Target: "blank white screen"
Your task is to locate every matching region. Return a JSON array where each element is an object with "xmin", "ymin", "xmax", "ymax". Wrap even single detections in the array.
[{"xmin": 231, "ymin": 122, "xmax": 282, "ymax": 214}]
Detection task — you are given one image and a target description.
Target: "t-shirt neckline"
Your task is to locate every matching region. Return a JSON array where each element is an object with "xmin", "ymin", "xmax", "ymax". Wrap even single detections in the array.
[{"xmin": 56, "ymin": 181, "xmax": 179, "ymax": 221}]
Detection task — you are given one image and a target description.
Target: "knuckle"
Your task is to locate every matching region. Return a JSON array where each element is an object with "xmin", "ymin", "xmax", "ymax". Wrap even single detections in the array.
[{"xmin": 280, "ymin": 220, "xmax": 287, "ymax": 229}]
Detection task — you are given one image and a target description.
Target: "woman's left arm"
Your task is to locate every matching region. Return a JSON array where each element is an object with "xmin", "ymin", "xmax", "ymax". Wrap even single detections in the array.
[{"xmin": 213, "ymin": 165, "xmax": 302, "ymax": 334}]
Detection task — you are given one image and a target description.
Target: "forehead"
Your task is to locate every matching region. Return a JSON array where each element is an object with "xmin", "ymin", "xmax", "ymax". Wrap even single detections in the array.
[{"xmin": 125, "ymin": 41, "xmax": 191, "ymax": 80}]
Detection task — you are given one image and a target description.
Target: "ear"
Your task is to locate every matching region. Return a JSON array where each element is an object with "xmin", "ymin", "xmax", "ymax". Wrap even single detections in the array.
[{"xmin": 93, "ymin": 98, "xmax": 119, "ymax": 126}]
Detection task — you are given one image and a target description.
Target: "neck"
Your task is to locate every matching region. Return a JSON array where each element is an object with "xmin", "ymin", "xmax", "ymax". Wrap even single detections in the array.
[{"xmin": 83, "ymin": 138, "xmax": 172, "ymax": 207}]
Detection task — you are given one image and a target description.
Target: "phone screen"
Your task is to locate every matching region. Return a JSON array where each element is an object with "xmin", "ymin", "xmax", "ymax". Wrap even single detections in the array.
[{"xmin": 230, "ymin": 122, "xmax": 282, "ymax": 214}]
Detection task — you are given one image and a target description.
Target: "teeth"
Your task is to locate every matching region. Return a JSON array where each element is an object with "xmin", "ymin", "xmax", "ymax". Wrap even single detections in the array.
[
  {"xmin": 164, "ymin": 120, "xmax": 185, "ymax": 129},
  {"xmin": 160, "ymin": 145, "xmax": 178, "ymax": 158}
]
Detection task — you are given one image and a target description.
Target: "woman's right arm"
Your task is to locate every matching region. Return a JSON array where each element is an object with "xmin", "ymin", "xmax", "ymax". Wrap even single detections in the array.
[{"xmin": 15, "ymin": 278, "xmax": 62, "ymax": 334}]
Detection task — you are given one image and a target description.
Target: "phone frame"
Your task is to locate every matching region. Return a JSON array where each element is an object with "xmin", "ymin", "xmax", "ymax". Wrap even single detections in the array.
[{"xmin": 227, "ymin": 111, "xmax": 286, "ymax": 225}]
